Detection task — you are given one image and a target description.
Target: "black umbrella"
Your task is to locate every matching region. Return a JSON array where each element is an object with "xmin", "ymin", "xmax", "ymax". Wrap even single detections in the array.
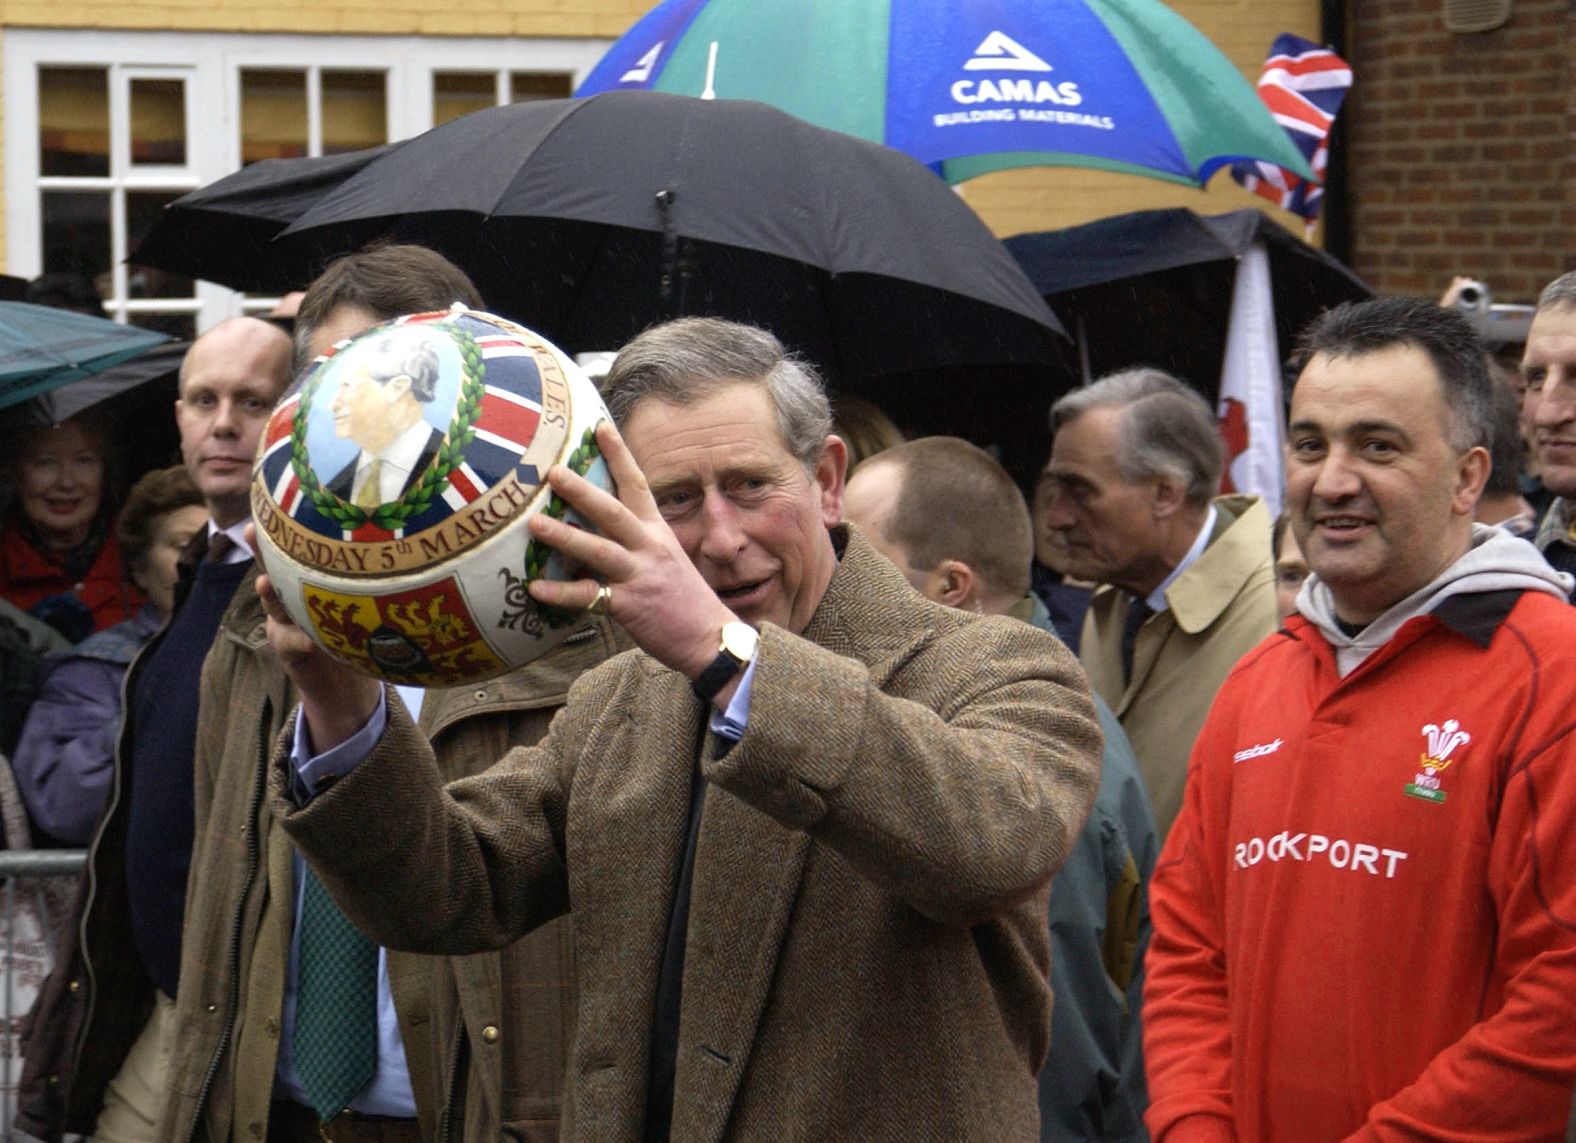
[
  {"xmin": 130, "ymin": 144, "xmax": 403, "ymax": 296},
  {"xmin": 261, "ymin": 91, "xmax": 1066, "ymax": 389},
  {"xmin": 1004, "ymin": 208, "xmax": 1373, "ymax": 402}
]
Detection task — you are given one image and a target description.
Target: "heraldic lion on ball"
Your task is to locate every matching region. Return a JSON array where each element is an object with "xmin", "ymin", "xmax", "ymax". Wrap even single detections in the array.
[{"xmin": 251, "ymin": 307, "xmax": 613, "ymax": 685}]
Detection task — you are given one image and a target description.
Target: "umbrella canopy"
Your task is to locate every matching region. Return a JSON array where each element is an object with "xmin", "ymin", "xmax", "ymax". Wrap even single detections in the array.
[
  {"xmin": 130, "ymin": 145, "xmax": 404, "ymax": 296},
  {"xmin": 0, "ymin": 303, "xmax": 173, "ymax": 413},
  {"xmin": 576, "ymin": 0, "xmax": 1313, "ymax": 188},
  {"xmin": 267, "ymin": 91, "xmax": 1067, "ymax": 389},
  {"xmin": 0, "ymin": 340, "xmax": 188, "ymax": 495},
  {"xmin": 0, "ymin": 340, "xmax": 188, "ymax": 428},
  {"xmin": 1005, "ymin": 207, "xmax": 1373, "ymax": 400}
]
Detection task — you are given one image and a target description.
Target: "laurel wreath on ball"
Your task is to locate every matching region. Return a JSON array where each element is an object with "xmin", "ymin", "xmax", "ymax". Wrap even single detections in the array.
[
  {"xmin": 523, "ymin": 425, "xmax": 603, "ymax": 629},
  {"xmin": 289, "ymin": 322, "xmax": 486, "ymax": 531}
]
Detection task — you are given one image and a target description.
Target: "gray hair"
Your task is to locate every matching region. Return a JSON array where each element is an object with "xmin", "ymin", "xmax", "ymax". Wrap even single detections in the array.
[
  {"xmin": 1050, "ymin": 367, "xmax": 1223, "ymax": 506},
  {"xmin": 603, "ymin": 317, "xmax": 832, "ymax": 471},
  {"xmin": 366, "ymin": 334, "xmax": 440, "ymax": 403},
  {"xmin": 1538, "ymin": 271, "xmax": 1576, "ymax": 313}
]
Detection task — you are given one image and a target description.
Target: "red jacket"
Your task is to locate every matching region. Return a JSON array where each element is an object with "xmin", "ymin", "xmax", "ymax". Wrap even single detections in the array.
[
  {"xmin": 0, "ymin": 524, "xmax": 139, "ymax": 638},
  {"xmin": 1145, "ymin": 589, "xmax": 1576, "ymax": 1142}
]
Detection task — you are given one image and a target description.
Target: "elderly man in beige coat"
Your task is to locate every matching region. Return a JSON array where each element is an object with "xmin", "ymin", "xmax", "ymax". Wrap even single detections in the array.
[
  {"xmin": 1041, "ymin": 368, "xmax": 1277, "ymax": 838},
  {"xmin": 257, "ymin": 317, "xmax": 1102, "ymax": 1141}
]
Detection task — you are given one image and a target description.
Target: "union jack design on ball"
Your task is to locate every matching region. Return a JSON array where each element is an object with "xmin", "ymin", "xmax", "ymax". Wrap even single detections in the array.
[
  {"xmin": 249, "ymin": 306, "xmax": 615, "ymax": 686},
  {"xmin": 257, "ymin": 310, "xmax": 555, "ymax": 545}
]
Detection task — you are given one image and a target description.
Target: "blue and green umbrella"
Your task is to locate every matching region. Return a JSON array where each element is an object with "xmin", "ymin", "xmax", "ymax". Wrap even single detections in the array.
[{"xmin": 578, "ymin": 0, "xmax": 1315, "ymax": 188}]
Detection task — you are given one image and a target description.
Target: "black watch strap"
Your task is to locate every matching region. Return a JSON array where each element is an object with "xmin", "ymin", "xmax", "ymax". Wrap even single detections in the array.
[{"xmin": 691, "ymin": 648, "xmax": 747, "ymax": 703}]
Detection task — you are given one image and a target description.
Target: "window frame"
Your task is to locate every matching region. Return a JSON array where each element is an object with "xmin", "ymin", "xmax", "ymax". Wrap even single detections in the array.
[{"xmin": 5, "ymin": 28, "xmax": 610, "ymax": 332}]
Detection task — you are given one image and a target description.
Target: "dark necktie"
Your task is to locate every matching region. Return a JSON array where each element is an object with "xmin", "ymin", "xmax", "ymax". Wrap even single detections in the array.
[
  {"xmin": 205, "ymin": 531, "xmax": 238, "ymax": 565},
  {"xmin": 1119, "ymin": 596, "xmax": 1153, "ymax": 685},
  {"xmin": 292, "ymin": 865, "xmax": 379, "ymax": 1121}
]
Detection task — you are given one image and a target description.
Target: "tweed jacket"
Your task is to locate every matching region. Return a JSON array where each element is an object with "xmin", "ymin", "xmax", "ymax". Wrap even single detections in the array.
[
  {"xmin": 273, "ymin": 526, "xmax": 1103, "ymax": 1141},
  {"xmin": 1079, "ymin": 495, "xmax": 1277, "ymax": 838},
  {"xmin": 418, "ymin": 618, "xmax": 628, "ymax": 1142}
]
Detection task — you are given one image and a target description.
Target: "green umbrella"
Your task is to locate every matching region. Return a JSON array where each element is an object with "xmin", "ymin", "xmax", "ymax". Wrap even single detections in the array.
[
  {"xmin": 578, "ymin": 0, "xmax": 1314, "ymax": 188},
  {"xmin": 0, "ymin": 302, "xmax": 172, "ymax": 413}
]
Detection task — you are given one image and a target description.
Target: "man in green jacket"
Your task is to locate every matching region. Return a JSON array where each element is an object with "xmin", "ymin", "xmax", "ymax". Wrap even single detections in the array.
[{"xmin": 290, "ymin": 243, "xmax": 633, "ymax": 1141}]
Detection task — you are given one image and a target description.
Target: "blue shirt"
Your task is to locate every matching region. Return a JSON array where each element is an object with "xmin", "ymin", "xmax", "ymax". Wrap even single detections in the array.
[{"xmin": 277, "ymin": 689, "xmax": 423, "ymax": 1117}]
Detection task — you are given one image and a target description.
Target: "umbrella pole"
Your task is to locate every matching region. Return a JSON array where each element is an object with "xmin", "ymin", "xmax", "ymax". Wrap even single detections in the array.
[
  {"xmin": 656, "ymin": 189, "xmax": 682, "ymax": 317},
  {"xmin": 1077, "ymin": 313, "xmax": 1092, "ymax": 385}
]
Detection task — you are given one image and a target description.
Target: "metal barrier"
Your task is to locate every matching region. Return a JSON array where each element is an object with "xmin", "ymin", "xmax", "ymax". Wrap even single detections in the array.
[{"xmin": 0, "ymin": 849, "xmax": 85, "ymax": 1143}]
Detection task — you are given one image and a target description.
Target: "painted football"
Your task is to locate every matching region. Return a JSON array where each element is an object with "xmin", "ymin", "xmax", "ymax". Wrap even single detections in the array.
[{"xmin": 251, "ymin": 307, "xmax": 613, "ymax": 685}]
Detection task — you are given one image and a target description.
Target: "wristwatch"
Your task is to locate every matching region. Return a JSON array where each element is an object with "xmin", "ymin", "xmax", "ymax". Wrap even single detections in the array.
[{"xmin": 691, "ymin": 620, "xmax": 759, "ymax": 703}]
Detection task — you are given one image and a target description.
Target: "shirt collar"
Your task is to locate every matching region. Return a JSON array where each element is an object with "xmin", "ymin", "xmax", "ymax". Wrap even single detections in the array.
[
  {"xmin": 1145, "ymin": 503, "xmax": 1217, "ymax": 612},
  {"xmin": 207, "ymin": 518, "xmax": 254, "ymax": 563}
]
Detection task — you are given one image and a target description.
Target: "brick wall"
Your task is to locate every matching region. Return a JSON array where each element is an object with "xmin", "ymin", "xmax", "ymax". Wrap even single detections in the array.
[{"xmin": 1345, "ymin": 0, "xmax": 1574, "ymax": 303}]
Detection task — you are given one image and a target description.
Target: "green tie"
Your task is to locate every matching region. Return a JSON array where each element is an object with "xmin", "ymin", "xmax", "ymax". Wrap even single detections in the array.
[
  {"xmin": 293, "ymin": 865, "xmax": 379, "ymax": 1121},
  {"xmin": 353, "ymin": 458, "xmax": 384, "ymax": 510}
]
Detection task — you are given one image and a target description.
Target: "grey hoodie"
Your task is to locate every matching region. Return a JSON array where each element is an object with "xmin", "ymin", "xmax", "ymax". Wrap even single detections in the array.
[{"xmin": 1295, "ymin": 524, "xmax": 1574, "ymax": 677}]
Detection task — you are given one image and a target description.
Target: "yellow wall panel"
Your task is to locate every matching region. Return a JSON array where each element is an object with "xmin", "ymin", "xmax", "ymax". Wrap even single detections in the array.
[
  {"xmin": 0, "ymin": 29, "xmax": 7, "ymax": 270},
  {"xmin": 0, "ymin": 0, "xmax": 655, "ymax": 34}
]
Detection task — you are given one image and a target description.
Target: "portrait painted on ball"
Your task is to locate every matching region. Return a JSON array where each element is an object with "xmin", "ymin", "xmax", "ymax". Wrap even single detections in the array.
[{"xmin": 305, "ymin": 324, "xmax": 465, "ymax": 507}]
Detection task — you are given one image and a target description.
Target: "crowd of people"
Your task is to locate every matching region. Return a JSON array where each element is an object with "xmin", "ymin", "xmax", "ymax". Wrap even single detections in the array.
[{"xmin": 0, "ymin": 242, "xmax": 1573, "ymax": 1143}]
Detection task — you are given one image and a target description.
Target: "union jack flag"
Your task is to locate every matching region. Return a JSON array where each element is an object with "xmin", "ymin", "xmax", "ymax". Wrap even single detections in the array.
[{"xmin": 1229, "ymin": 34, "xmax": 1352, "ymax": 223}]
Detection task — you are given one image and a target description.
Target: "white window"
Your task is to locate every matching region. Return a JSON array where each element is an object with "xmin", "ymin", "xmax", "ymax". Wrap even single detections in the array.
[{"xmin": 5, "ymin": 30, "xmax": 610, "ymax": 334}]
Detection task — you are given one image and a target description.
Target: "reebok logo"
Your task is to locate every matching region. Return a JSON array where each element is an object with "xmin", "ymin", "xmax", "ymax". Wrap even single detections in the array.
[
  {"xmin": 1233, "ymin": 739, "xmax": 1283, "ymax": 764},
  {"xmin": 964, "ymin": 31, "xmax": 1053, "ymax": 72}
]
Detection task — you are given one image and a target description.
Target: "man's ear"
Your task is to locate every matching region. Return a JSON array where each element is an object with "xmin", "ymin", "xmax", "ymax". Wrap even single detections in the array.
[
  {"xmin": 1454, "ymin": 444, "xmax": 1492, "ymax": 517},
  {"xmin": 1151, "ymin": 474, "xmax": 1187, "ymax": 520},
  {"xmin": 816, "ymin": 434, "xmax": 849, "ymax": 527},
  {"xmin": 384, "ymin": 374, "xmax": 413, "ymax": 401},
  {"xmin": 929, "ymin": 559, "xmax": 976, "ymax": 610}
]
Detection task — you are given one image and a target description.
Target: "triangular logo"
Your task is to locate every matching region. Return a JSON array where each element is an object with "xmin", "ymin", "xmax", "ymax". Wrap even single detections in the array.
[
  {"xmin": 964, "ymin": 30, "xmax": 1053, "ymax": 72},
  {"xmin": 620, "ymin": 42, "xmax": 664, "ymax": 85}
]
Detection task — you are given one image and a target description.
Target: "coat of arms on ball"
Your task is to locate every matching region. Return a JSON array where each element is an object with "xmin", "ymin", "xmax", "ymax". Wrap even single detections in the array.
[{"xmin": 251, "ymin": 306, "xmax": 613, "ymax": 684}]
